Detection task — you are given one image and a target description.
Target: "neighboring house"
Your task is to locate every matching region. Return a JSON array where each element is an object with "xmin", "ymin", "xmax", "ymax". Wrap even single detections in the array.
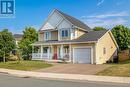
[
  {"xmin": 14, "ymin": 34, "xmax": 23, "ymax": 47},
  {"xmin": 32, "ymin": 9, "xmax": 118, "ymax": 64}
]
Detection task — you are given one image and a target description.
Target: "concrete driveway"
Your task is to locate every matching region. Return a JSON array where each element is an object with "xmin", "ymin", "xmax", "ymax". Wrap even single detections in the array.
[{"xmin": 35, "ymin": 63, "xmax": 109, "ymax": 75}]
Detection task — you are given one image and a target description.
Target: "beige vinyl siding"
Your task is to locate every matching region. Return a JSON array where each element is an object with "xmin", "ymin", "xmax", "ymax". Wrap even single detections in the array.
[
  {"xmin": 76, "ymin": 29, "xmax": 85, "ymax": 38},
  {"xmin": 95, "ymin": 31, "xmax": 117, "ymax": 64}
]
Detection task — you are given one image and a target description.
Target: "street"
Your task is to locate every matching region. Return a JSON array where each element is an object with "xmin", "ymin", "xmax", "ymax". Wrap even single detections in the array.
[{"xmin": 0, "ymin": 74, "xmax": 129, "ymax": 87}]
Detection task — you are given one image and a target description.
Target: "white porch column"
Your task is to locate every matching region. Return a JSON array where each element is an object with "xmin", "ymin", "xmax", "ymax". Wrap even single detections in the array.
[
  {"xmin": 50, "ymin": 45, "xmax": 53, "ymax": 60},
  {"xmin": 60, "ymin": 45, "xmax": 64, "ymax": 59},
  {"xmin": 69, "ymin": 44, "xmax": 72, "ymax": 62},
  {"xmin": 40, "ymin": 45, "xmax": 43, "ymax": 59},
  {"xmin": 47, "ymin": 47, "xmax": 50, "ymax": 60}
]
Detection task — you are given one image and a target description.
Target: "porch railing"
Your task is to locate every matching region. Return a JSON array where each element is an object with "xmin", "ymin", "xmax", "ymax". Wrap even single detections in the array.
[
  {"xmin": 32, "ymin": 53, "xmax": 49, "ymax": 60},
  {"xmin": 63, "ymin": 53, "xmax": 69, "ymax": 60}
]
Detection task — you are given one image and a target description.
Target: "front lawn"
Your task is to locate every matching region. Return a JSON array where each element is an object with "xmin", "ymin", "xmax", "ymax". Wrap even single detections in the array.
[
  {"xmin": 0, "ymin": 61, "xmax": 52, "ymax": 71},
  {"xmin": 96, "ymin": 60, "xmax": 130, "ymax": 77}
]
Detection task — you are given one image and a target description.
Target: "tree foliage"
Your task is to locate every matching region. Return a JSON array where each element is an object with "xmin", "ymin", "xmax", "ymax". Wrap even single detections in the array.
[
  {"xmin": 111, "ymin": 25, "xmax": 130, "ymax": 50},
  {"xmin": 0, "ymin": 29, "xmax": 15, "ymax": 61},
  {"xmin": 18, "ymin": 27, "xmax": 38, "ymax": 60},
  {"xmin": 93, "ymin": 27, "xmax": 107, "ymax": 31}
]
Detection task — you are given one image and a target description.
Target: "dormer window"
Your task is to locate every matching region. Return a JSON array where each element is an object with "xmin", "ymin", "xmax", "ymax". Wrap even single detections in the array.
[
  {"xmin": 44, "ymin": 31, "xmax": 51, "ymax": 40},
  {"xmin": 61, "ymin": 29, "xmax": 69, "ymax": 37}
]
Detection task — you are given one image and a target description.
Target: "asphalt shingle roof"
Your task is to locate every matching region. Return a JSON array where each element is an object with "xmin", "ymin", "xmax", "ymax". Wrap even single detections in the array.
[{"xmin": 75, "ymin": 30, "xmax": 108, "ymax": 42}]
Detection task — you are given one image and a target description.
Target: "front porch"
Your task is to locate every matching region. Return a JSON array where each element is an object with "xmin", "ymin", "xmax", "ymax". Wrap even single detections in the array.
[{"xmin": 32, "ymin": 44, "xmax": 71, "ymax": 62}]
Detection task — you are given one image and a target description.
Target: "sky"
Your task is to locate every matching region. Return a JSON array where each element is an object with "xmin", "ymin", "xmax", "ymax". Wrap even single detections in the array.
[{"xmin": 0, "ymin": 0, "xmax": 130, "ymax": 34}]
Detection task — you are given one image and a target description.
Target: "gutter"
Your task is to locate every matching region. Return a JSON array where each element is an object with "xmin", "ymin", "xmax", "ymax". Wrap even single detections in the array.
[{"xmin": 31, "ymin": 41, "xmax": 97, "ymax": 46}]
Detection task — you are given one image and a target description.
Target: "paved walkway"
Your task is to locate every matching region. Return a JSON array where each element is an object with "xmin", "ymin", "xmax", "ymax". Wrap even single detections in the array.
[
  {"xmin": 35, "ymin": 64, "xmax": 109, "ymax": 75},
  {"xmin": 0, "ymin": 68, "xmax": 130, "ymax": 84}
]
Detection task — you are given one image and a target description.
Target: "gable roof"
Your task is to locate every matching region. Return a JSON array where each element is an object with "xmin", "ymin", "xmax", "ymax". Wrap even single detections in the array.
[
  {"xmin": 32, "ymin": 30, "xmax": 108, "ymax": 45},
  {"xmin": 39, "ymin": 9, "xmax": 92, "ymax": 31},
  {"xmin": 55, "ymin": 9, "xmax": 91, "ymax": 31}
]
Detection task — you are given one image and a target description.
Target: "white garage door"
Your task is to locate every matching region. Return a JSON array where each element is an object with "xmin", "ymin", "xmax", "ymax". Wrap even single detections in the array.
[{"xmin": 73, "ymin": 48, "xmax": 91, "ymax": 64}]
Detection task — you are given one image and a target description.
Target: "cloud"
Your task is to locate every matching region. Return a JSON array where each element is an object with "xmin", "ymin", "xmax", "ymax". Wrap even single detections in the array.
[
  {"xmin": 97, "ymin": 0, "xmax": 104, "ymax": 6},
  {"xmin": 81, "ymin": 11, "xmax": 129, "ymax": 19},
  {"xmin": 81, "ymin": 11, "xmax": 129, "ymax": 28},
  {"xmin": 83, "ymin": 18, "xmax": 128, "ymax": 28}
]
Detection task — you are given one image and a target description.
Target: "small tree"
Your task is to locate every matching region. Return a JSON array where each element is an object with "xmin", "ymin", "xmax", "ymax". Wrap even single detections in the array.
[
  {"xmin": 18, "ymin": 27, "xmax": 38, "ymax": 60},
  {"xmin": 111, "ymin": 25, "xmax": 130, "ymax": 50},
  {"xmin": 93, "ymin": 27, "xmax": 107, "ymax": 31},
  {"xmin": 0, "ymin": 29, "xmax": 15, "ymax": 62}
]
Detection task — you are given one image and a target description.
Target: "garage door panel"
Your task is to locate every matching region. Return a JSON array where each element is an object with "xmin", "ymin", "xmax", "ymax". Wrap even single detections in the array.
[{"xmin": 73, "ymin": 48, "xmax": 91, "ymax": 64}]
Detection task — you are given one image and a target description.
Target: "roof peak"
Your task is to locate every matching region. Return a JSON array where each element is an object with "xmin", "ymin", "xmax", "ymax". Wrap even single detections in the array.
[{"xmin": 53, "ymin": 9, "xmax": 92, "ymax": 31}]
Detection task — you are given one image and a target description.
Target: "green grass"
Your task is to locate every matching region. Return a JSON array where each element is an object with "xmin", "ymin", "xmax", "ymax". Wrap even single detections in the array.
[
  {"xmin": 96, "ymin": 60, "xmax": 130, "ymax": 77},
  {"xmin": 0, "ymin": 61, "xmax": 53, "ymax": 71}
]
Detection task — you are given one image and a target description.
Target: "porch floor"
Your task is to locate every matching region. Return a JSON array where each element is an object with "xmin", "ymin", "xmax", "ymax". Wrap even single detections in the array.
[{"xmin": 34, "ymin": 63, "xmax": 110, "ymax": 75}]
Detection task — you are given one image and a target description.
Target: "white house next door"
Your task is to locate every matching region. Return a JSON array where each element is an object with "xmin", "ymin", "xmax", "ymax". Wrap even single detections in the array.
[{"xmin": 73, "ymin": 47, "xmax": 91, "ymax": 64}]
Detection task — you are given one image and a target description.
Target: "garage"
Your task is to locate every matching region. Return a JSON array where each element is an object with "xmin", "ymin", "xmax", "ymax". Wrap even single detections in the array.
[{"xmin": 73, "ymin": 47, "xmax": 92, "ymax": 64}]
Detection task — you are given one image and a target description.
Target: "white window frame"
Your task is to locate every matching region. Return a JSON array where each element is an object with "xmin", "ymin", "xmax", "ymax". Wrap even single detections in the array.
[
  {"xmin": 44, "ymin": 31, "xmax": 51, "ymax": 41},
  {"xmin": 60, "ymin": 29, "xmax": 69, "ymax": 38}
]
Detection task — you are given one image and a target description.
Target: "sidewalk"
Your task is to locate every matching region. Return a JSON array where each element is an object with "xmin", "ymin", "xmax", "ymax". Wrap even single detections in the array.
[{"xmin": 0, "ymin": 68, "xmax": 130, "ymax": 84}]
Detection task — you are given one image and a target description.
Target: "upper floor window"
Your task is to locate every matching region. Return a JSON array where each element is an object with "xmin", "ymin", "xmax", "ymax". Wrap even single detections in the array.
[
  {"xmin": 44, "ymin": 32, "xmax": 51, "ymax": 40},
  {"xmin": 61, "ymin": 30, "xmax": 69, "ymax": 37}
]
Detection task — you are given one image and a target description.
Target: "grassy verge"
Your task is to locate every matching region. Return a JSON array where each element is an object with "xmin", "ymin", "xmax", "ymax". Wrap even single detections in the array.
[
  {"xmin": 96, "ymin": 60, "xmax": 130, "ymax": 77},
  {"xmin": 0, "ymin": 61, "xmax": 52, "ymax": 71}
]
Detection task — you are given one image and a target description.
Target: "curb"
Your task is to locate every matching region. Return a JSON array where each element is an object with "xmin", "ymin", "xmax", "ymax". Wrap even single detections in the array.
[{"xmin": 0, "ymin": 68, "xmax": 130, "ymax": 84}]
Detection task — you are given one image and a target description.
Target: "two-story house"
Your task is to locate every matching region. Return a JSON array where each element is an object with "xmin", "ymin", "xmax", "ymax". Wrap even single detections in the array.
[{"xmin": 32, "ymin": 9, "xmax": 118, "ymax": 64}]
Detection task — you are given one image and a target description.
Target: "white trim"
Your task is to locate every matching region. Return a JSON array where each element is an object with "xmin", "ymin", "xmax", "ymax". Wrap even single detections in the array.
[
  {"xmin": 56, "ymin": 10, "xmax": 73, "ymax": 28},
  {"xmin": 31, "ymin": 41, "xmax": 97, "ymax": 46},
  {"xmin": 39, "ymin": 9, "xmax": 90, "ymax": 32},
  {"xmin": 50, "ymin": 45, "xmax": 53, "ymax": 59},
  {"xmin": 55, "ymin": 19, "xmax": 64, "ymax": 29},
  {"xmin": 40, "ymin": 46, "xmax": 43, "ymax": 59},
  {"xmin": 44, "ymin": 31, "xmax": 51, "ymax": 41},
  {"xmin": 60, "ymin": 29, "xmax": 70, "ymax": 38},
  {"xmin": 72, "ymin": 46, "xmax": 93, "ymax": 64},
  {"xmin": 108, "ymin": 31, "xmax": 119, "ymax": 49},
  {"xmin": 69, "ymin": 44, "xmax": 72, "ymax": 62},
  {"xmin": 57, "ymin": 46, "xmax": 60, "ymax": 59},
  {"xmin": 47, "ymin": 47, "xmax": 50, "ymax": 59},
  {"xmin": 94, "ymin": 42, "xmax": 98, "ymax": 64},
  {"xmin": 39, "ymin": 9, "xmax": 56, "ymax": 30},
  {"xmin": 56, "ymin": 10, "xmax": 89, "ymax": 32},
  {"xmin": 97, "ymin": 30, "xmax": 118, "ymax": 49}
]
